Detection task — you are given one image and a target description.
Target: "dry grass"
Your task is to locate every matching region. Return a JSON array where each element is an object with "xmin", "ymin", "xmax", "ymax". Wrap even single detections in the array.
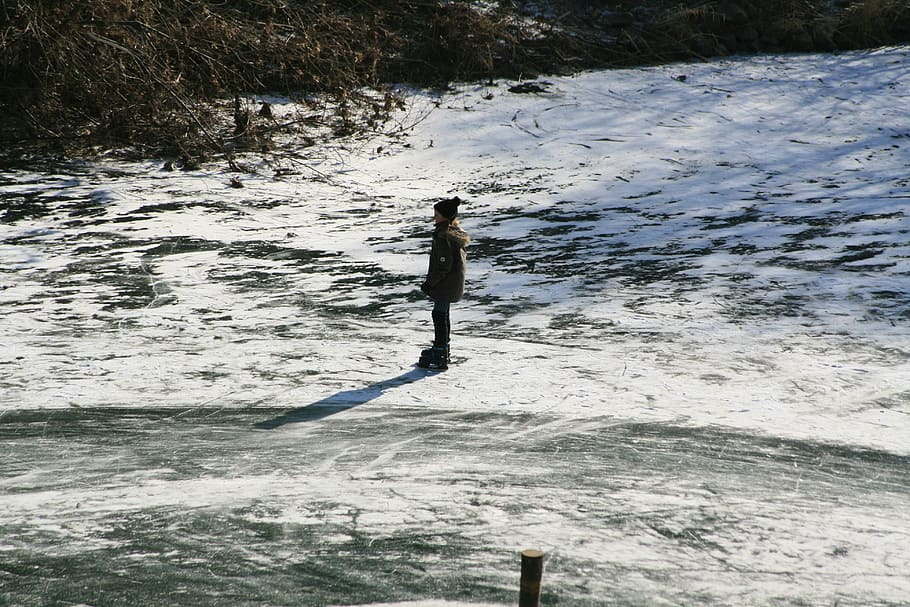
[
  {"xmin": 1, "ymin": 0, "xmax": 908, "ymax": 162},
  {"xmin": 836, "ymin": 0, "xmax": 910, "ymax": 46},
  {"xmin": 0, "ymin": 1, "xmax": 550, "ymax": 161}
]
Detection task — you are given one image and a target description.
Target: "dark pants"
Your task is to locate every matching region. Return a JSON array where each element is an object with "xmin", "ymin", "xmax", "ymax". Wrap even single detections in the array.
[{"xmin": 431, "ymin": 299, "xmax": 451, "ymax": 347}]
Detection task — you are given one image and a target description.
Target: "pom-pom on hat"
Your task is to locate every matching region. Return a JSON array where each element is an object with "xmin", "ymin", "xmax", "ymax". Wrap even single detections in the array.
[{"xmin": 434, "ymin": 196, "xmax": 461, "ymax": 220}]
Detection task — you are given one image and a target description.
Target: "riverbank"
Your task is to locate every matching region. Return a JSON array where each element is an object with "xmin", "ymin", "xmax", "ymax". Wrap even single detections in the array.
[{"xmin": 2, "ymin": 0, "xmax": 909, "ymax": 161}]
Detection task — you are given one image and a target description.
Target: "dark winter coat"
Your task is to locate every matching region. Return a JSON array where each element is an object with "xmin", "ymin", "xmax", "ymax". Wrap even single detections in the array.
[{"xmin": 421, "ymin": 222, "xmax": 469, "ymax": 303}]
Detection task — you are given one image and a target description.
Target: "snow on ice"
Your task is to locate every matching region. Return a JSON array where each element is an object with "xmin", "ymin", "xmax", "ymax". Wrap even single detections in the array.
[{"xmin": 1, "ymin": 47, "xmax": 909, "ymax": 606}]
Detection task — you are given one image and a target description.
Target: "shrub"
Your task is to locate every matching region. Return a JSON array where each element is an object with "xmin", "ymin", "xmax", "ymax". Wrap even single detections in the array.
[
  {"xmin": 2, "ymin": 0, "xmax": 908, "ymax": 161},
  {"xmin": 0, "ymin": 1, "xmax": 552, "ymax": 160}
]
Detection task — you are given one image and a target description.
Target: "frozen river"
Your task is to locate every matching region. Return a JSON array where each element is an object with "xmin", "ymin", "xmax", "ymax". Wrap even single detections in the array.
[{"xmin": 2, "ymin": 47, "xmax": 909, "ymax": 606}]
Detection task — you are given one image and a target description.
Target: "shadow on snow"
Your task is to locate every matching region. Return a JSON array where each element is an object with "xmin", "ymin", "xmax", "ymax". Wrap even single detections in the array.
[{"xmin": 253, "ymin": 367, "xmax": 433, "ymax": 429}]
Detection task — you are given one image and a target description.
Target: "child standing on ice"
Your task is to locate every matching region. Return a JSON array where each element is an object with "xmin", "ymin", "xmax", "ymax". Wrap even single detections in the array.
[{"xmin": 418, "ymin": 196, "xmax": 470, "ymax": 370}]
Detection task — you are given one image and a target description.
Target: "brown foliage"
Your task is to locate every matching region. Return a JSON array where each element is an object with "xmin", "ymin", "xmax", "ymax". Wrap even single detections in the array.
[
  {"xmin": 620, "ymin": 0, "xmax": 910, "ymax": 60},
  {"xmin": 1, "ymin": 1, "xmax": 908, "ymax": 161},
  {"xmin": 0, "ymin": 1, "xmax": 554, "ymax": 159}
]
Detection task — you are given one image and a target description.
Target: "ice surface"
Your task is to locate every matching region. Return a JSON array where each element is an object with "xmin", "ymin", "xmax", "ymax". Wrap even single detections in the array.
[{"xmin": 1, "ymin": 47, "xmax": 909, "ymax": 606}]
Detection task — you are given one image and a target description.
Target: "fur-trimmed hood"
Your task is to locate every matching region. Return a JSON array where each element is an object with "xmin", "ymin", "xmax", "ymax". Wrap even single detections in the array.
[{"xmin": 439, "ymin": 223, "xmax": 470, "ymax": 248}]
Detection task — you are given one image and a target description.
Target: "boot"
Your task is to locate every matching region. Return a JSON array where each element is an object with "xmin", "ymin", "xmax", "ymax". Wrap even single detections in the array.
[
  {"xmin": 417, "ymin": 345, "xmax": 449, "ymax": 370},
  {"xmin": 420, "ymin": 342, "xmax": 449, "ymax": 362}
]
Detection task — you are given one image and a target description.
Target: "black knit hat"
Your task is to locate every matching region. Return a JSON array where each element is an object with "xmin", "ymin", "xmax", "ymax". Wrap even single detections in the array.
[{"xmin": 433, "ymin": 196, "xmax": 461, "ymax": 220}]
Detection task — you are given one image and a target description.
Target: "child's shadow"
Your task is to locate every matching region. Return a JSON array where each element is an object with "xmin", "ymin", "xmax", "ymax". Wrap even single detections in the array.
[{"xmin": 254, "ymin": 367, "xmax": 431, "ymax": 429}]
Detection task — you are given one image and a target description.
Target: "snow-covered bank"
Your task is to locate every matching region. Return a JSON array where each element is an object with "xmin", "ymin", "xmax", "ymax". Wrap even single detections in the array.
[{"xmin": 1, "ymin": 47, "xmax": 909, "ymax": 607}]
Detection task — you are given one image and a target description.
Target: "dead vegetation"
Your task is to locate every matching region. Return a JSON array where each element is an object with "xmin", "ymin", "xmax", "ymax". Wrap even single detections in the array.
[
  {"xmin": 1, "ymin": 0, "xmax": 908, "ymax": 163},
  {"xmin": 0, "ymin": 1, "xmax": 550, "ymax": 162}
]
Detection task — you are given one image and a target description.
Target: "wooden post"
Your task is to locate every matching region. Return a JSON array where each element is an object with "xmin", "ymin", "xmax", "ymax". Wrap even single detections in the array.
[{"xmin": 519, "ymin": 549, "xmax": 544, "ymax": 607}]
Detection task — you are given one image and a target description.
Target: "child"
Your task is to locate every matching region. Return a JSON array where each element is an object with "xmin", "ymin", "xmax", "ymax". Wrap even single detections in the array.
[{"xmin": 418, "ymin": 196, "xmax": 470, "ymax": 370}]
